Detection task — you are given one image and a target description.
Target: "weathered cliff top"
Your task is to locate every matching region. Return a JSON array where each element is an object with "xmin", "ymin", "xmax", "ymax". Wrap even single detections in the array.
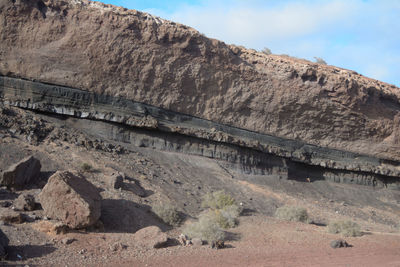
[{"xmin": 1, "ymin": 0, "xmax": 400, "ymax": 161}]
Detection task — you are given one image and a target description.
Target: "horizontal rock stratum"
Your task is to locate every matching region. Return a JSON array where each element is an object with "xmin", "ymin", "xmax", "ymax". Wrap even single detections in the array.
[{"xmin": 0, "ymin": 0, "xmax": 399, "ymax": 165}]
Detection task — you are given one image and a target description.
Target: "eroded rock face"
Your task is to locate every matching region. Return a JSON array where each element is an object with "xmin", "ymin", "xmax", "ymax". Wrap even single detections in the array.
[
  {"xmin": 38, "ymin": 171, "xmax": 101, "ymax": 229},
  {"xmin": 0, "ymin": 156, "xmax": 41, "ymax": 188},
  {"xmin": 0, "ymin": 0, "xmax": 399, "ymax": 162}
]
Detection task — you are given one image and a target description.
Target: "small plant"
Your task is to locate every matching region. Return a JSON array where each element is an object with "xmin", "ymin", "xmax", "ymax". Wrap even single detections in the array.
[
  {"xmin": 275, "ymin": 205, "xmax": 309, "ymax": 223},
  {"xmin": 183, "ymin": 213, "xmax": 225, "ymax": 243},
  {"xmin": 81, "ymin": 163, "xmax": 93, "ymax": 172},
  {"xmin": 328, "ymin": 220, "xmax": 362, "ymax": 237},
  {"xmin": 262, "ymin": 47, "xmax": 272, "ymax": 55},
  {"xmin": 314, "ymin": 57, "xmax": 327, "ymax": 65},
  {"xmin": 201, "ymin": 190, "xmax": 235, "ymax": 210},
  {"xmin": 152, "ymin": 204, "xmax": 182, "ymax": 227}
]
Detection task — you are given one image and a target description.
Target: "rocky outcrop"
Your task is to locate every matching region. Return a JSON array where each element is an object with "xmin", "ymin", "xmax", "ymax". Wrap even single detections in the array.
[
  {"xmin": 0, "ymin": 156, "xmax": 41, "ymax": 188},
  {"xmin": 39, "ymin": 171, "xmax": 101, "ymax": 229},
  {"xmin": 0, "ymin": 0, "xmax": 399, "ymax": 162},
  {"xmin": 0, "ymin": 0, "xmax": 399, "ymax": 188},
  {"xmin": 1, "ymin": 76, "xmax": 400, "ymax": 186}
]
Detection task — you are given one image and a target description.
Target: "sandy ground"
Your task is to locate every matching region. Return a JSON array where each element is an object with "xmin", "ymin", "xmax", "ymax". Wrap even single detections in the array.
[{"xmin": 2, "ymin": 215, "xmax": 400, "ymax": 266}]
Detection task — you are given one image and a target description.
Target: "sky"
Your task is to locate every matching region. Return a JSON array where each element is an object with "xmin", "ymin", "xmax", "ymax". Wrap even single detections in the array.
[{"xmin": 100, "ymin": 0, "xmax": 400, "ymax": 87}]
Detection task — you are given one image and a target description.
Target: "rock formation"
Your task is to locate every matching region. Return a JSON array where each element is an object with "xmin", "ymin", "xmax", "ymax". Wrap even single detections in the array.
[
  {"xmin": 39, "ymin": 171, "xmax": 101, "ymax": 229},
  {"xmin": 0, "ymin": 156, "xmax": 41, "ymax": 188},
  {"xmin": 0, "ymin": 0, "xmax": 399, "ymax": 186}
]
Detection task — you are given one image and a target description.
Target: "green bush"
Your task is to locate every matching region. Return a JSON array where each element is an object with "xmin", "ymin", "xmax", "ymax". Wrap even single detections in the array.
[
  {"xmin": 81, "ymin": 163, "xmax": 93, "ymax": 172},
  {"xmin": 328, "ymin": 220, "xmax": 362, "ymax": 237},
  {"xmin": 201, "ymin": 190, "xmax": 236, "ymax": 210},
  {"xmin": 152, "ymin": 204, "xmax": 182, "ymax": 227},
  {"xmin": 183, "ymin": 213, "xmax": 225, "ymax": 243},
  {"xmin": 275, "ymin": 205, "xmax": 309, "ymax": 223}
]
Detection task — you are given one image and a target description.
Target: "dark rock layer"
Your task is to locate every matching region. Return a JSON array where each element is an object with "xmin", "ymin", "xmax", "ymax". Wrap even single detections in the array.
[
  {"xmin": 0, "ymin": 0, "xmax": 399, "ymax": 161},
  {"xmin": 1, "ymin": 76, "xmax": 399, "ymax": 189}
]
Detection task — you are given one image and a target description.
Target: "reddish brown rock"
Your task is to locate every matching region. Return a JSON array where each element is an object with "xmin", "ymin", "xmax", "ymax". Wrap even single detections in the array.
[
  {"xmin": 0, "ymin": 0, "xmax": 399, "ymax": 161},
  {"xmin": 0, "ymin": 156, "xmax": 41, "ymax": 188},
  {"xmin": 38, "ymin": 171, "xmax": 101, "ymax": 229},
  {"xmin": 134, "ymin": 226, "xmax": 168, "ymax": 249}
]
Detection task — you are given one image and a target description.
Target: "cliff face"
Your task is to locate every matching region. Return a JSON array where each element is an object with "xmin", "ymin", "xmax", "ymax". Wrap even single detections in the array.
[{"xmin": 1, "ymin": 0, "xmax": 400, "ymax": 161}]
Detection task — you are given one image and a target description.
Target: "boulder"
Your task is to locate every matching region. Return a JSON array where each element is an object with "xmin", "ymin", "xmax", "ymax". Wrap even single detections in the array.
[
  {"xmin": 0, "ymin": 156, "xmax": 41, "ymax": 188},
  {"xmin": 330, "ymin": 239, "xmax": 350, "ymax": 249},
  {"xmin": 0, "ymin": 228, "xmax": 9, "ymax": 260},
  {"xmin": 14, "ymin": 193, "xmax": 36, "ymax": 211},
  {"xmin": 211, "ymin": 240, "xmax": 225, "ymax": 249},
  {"xmin": 38, "ymin": 171, "xmax": 101, "ymax": 229},
  {"xmin": 105, "ymin": 172, "xmax": 124, "ymax": 190},
  {"xmin": 134, "ymin": 226, "xmax": 168, "ymax": 249}
]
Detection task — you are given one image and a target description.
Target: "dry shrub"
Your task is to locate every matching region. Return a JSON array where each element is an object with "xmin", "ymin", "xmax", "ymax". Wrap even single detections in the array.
[
  {"xmin": 81, "ymin": 163, "xmax": 93, "ymax": 172},
  {"xmin": 201, "ymin": 190, "xmax": 235, "ymax": 210},
  {"xmin": 205, "ymin": 204, "xmax": 241, "ymax": 229},
  {"xmin": 262, "ymin": 47, "xmax": 272, "ymax": 55},
  {"xmin": 183, "ymin": 213, "xmax": 225, "ymax": 243},
  {"xmin": 275, "ymin": 205, "xmax": 309, "ymax": 223},
  {"xmin": 314, "ymin": 57, "xmax": 327, "ymax": 65},
  {"xmin": 152, "ymin": 204, "xmax": 182, "ymax": 227},
  {"xmin": 328, "ymin": 220, "xmax": 362, "ymax": 237}
]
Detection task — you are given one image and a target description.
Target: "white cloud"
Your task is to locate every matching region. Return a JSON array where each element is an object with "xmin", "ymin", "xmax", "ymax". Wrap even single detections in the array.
[
  {"xmin": 168, "ymin": 0, "xmax": 357, "ymax": 47},
  {"xmin": 146, "ymin": 0, "xmax": 400, "ymax": 86}
]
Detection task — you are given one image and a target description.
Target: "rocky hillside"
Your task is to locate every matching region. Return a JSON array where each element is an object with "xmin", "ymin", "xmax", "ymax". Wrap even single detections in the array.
[{"xmin": 1, "ymin": 0, "xmax": 399, "ymax": 162}]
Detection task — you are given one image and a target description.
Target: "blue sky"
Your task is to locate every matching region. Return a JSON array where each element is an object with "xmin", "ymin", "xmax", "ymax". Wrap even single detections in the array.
[{"xmin": 100, "ymin": 0, "xmax": 400, "ymax": 87}]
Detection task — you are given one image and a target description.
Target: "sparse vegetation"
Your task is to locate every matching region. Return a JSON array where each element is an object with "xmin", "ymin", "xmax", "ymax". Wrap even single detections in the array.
[
  {"xmin": 201, "ymin": 190, "xmax": 236, "ymax": 210},
  {"xmin": 314, "ymin": 57, "xmax": 327, "ymax": 65},
  {"xmin": 183, "ymin": 191, "xmax": 241, "ymax": 242},
  {"xmin": 328, "ymin": 220, "xmax": 362, "ymax": 237},
  {"xmin": 152, "ymin": 204, "xmax": 182, "ymax": 227},
  {"xmin": 183, "ymin": 213, "xmax": 225, "ymax": 243},
  {"xmin": 262, "ymin": 47, "xmax": 272, "ymax": 55},
  {"xmin": 275, "ymin": 205, "xmax": 309, "ymax": 223},
  {"xmin": 81, "ymin": 163, "xmax": 93, "ymax": 172},
  {"xmin": 205, "ymin": 204, "xmax": 241, "ymax": 229}
]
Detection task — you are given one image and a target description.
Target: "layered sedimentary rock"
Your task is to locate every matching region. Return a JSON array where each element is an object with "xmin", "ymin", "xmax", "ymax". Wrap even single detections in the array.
[{"xmin": 0, "ymin": 0, "xmax": 400, "ymax": 185}]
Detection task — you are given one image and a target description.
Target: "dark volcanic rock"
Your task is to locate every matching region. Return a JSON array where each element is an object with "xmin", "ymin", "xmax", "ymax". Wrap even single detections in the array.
[
  {"xmin": 0, "ymin": 156, "xmax": 41, "ymax": 188},
  {"xmin": 106, "ymin": 172, "xmax": 124, "ymax": 190},
  {"xmin": 330, "ymin": 239, "xmax": 350, "ymax": 249},
  {"xmin": 39, "ymin": 171, "xmax": 101, "ymax": 229}
]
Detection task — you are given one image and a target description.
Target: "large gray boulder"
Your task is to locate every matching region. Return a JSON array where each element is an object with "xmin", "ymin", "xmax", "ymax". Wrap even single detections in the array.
[
  {"xmin": 38, "ymin": 171, "xmax": 101, "ymax": 229},
  {"xmin": 0, "ymin": 156, "xmax": 41, "ymax": 188}
]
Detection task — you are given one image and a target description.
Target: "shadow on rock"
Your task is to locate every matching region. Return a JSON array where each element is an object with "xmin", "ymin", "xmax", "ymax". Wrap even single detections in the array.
[
  {"xmin": 6, "ymin": 244, "xmax": 56, "ymax": 261},
  {"xmin": 0, "ymin": 188, "xmax": 18, "ymax": 201},
  {"xmin": 100, "ymin": 199, "xmax": 170, "ymax": 233},
  {"xmin": 122, "ymin": 176, "xmax": 153, "ymax": 198}
]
